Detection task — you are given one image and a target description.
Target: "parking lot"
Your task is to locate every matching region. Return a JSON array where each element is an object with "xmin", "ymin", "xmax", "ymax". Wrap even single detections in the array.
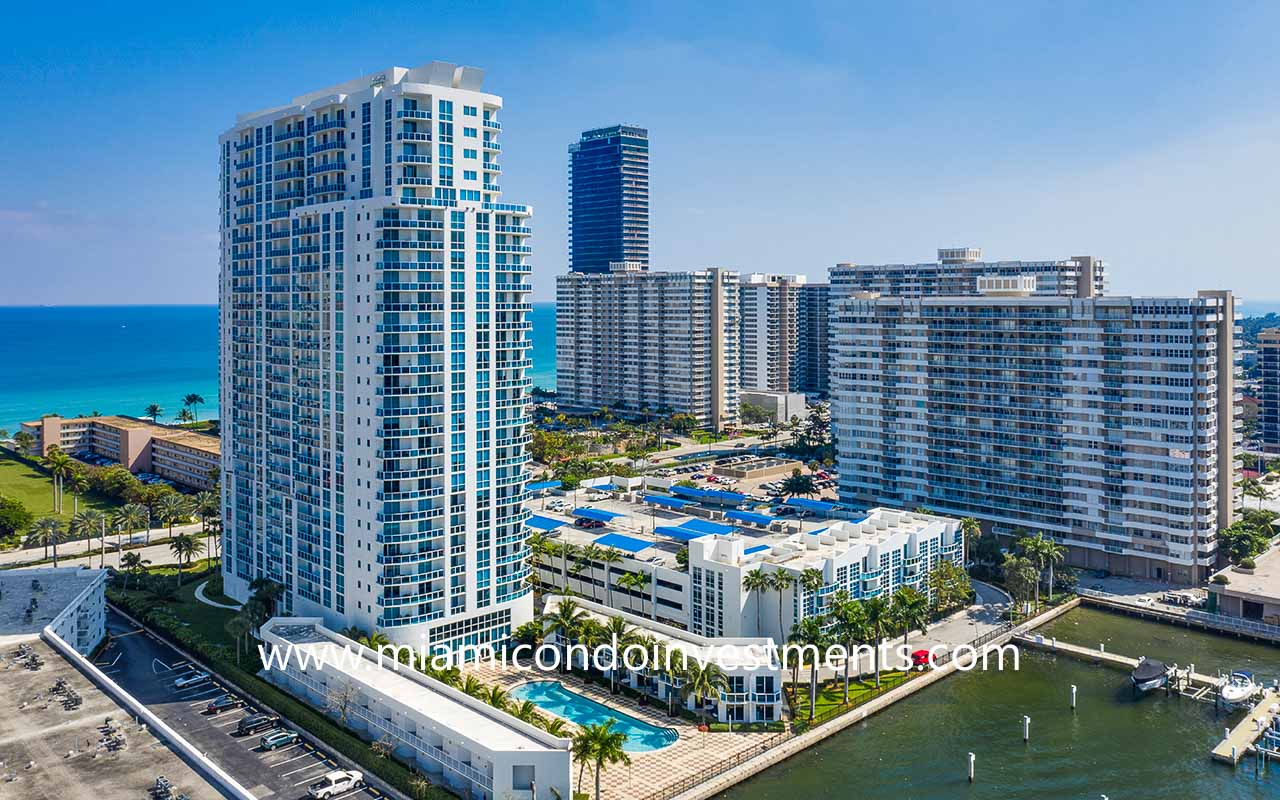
[
  {"xmin": 100, "ymin": 608, "xmax": 383, "ymax": 800},
  {"xmin": 0, "ymin": 637, "xmax": 225, "ymax": 800}
]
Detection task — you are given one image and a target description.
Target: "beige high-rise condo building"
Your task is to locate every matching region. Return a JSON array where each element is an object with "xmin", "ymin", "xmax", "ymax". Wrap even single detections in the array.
[{"xmin": 555, "ymin": 263, "xmax": 740, "ymax": 431}]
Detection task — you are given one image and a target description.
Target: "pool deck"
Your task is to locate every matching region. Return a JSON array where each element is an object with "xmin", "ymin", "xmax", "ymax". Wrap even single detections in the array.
[{"xmin": 467, "ymin": 662, "xmax": 778, "ymax": 800}]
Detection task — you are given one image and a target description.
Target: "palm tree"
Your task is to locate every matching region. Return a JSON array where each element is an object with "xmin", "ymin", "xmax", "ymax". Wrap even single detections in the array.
[
  {"xmin": 225, "ymin": 614, "xmax": 253, "ymax": 663},
  {"xmin": 1017, "ymin": 532, "xmax": 1059, "ymax": 607},
  {"xmin": 789, "ymin": 615, "xmax": 829, "ymax": 720},
  {"xmin": 176, "ymin": 408, "xmax": 195, "ymax": 424},
  {"xmin": 193, "ymin": 490, "xmax": 219, "ymax": 561},
  {"xmin": 890, "ymin": 586, "xmax": 929, "ymax": 647},
  {"xmin": 144, "ymin": 404, "xmax": 163, "ymax": 423},
  {"xmin": 829, "ymin": 591, "xmax": 868, "ymax": 703},
  {"xmin": 70, "ymin": 508, "xmax": 107, "ymax": 563},
  {"xmin": 542, "ymin": 717, "xmax": 568, "ymax": 738},
  {"xmin": 577, "ymin": 543, "xmax": 604, "ymax": 598},
  {"xmin": 27, "ymin": 517, "xmax": 62, "ymax": 564},
  {"xmin": 960, "ymin": 517, "xmax": 982, "ymax": 562},
  {"xmin": 120, "ymin": 551, "xmax": 150, "ymax": 591},
  {"xmin": 582, "ymin": 720, "xmax": 631, "ymax": 800},
  {"xmin": 113, "ymin": 503, "xmax": 148, "ymax": 551},
  {"xmin": 541, "ymin": 598, "xmax": 587, "ymax": 673},
  {"xmin": 862, "ymin": 595, "xmax": 892, "ymax": 688},
  {"xmin": 743, "ymin": 568, "xmax": 771, "ymax": 636},
  {"xmin": 340, "ymin": 626, "xmax": 367, "ymax": 642},
  {"xmin": 169, "ymin": 533, "xmax": 206, "ymax": 586},
  {"xmin": 249, "ymin": 577, "xmax": 285, "ymax": 618},
  {"xmin": 618, "ymin": 572, "xmax": 650, "ymax": 616},
  {"xmin": 42, "ymin": 447, "xmax": 74, "ymax": 514},
  {"xmin": 360, "ymin": 631, "xmax": 391, "ymax": 651},
  {"xmin": 678, "ymin": 659, "xmax": 728, "ymax": 718},
  {"xmin": 559, "ymin": 542, "xmax": 580, "ymax": 595},
  {"xmin": 183, "ymin": 393, "xmax": 205, "ymax": 421},
  {"xmin": 598, "ymin": 547, "xmax": 623, "ymax": 608},
  {"xmin": 68, "ymin": 469, "xmax": 89, "ymax": 516},
  {"xmin": 512, "ymin": 699, "xmax": 539, "ymax": 724},
  {"xmin": 12, "ymin": 430, "xmax": 36, "ymax": 456},
  {"xmin": 602, "ymin": 615, "xmax": 636, "ymax": 691},
  {"xmin": 461, "ymin": 675, "xmax": 486, "ymax": 698},
  {"xmin": 769, "ymin": 571, "xmax": 796, "ymax": 643},
  {"xmin": 798, "ymin": 567, "xmax": 825, "ymax": 617},
  {"xmin": 781, "ymin": 469, "xmax": 816, "ymax": 500},
  {"xmin": 156, "ymin": 493, "xmax": 191, "ymax": 541},
  {"xmin": 482, "ymin": 685, "xmax": 510, "ymax": 712}
]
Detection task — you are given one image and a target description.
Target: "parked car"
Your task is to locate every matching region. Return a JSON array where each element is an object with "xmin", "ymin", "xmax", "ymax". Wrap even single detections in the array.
[
  {"xmin": 260, "ymin": 729, "xmax": 301, "ymax": 750},
  {"xmin": 308, "ymin": 770, "xmax": 365, "ymax": 799},
  {"xmin": 206, "ymin": 694, "xmax": 244, "ymax": 714},
  {"xmin": 238, "ymin": 713, "xmax": 280, "ymax": 735},
  {"xmin": 173, "ymin": 671, "xmax": 209, "ymax": 690},
  {"xmin": 574, "ymin": 518, "xmax": 605, "ymax": 529}
]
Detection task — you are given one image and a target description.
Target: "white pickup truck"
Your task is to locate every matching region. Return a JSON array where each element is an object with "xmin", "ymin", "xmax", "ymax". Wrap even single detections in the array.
[{"xmin": 308, "ymin": 769, "xmax": 364, "ymax": 799}]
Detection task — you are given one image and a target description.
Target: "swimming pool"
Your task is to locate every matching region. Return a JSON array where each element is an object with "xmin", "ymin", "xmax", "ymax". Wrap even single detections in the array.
[{"xmin": 510, "ymin": 680, "xmax": 679, "ymax": 752}]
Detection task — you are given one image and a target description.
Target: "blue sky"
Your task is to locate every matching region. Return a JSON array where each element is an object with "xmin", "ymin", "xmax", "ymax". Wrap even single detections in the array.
[{"xmin": 4, "ymin": 1, "xmax": 1280, "ymax": 306}]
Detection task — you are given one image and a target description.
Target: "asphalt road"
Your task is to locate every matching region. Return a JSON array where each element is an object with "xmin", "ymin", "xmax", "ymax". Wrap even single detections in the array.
[{"xmin": 100, "ymin": 608, "xmax": 383, "ymax": 800}]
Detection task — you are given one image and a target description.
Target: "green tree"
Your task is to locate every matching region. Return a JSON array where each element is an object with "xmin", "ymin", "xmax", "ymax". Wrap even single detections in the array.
[
  {"xmin": 862, "ymin": 595, "xmax": 892, "ymax": 688},
  {"xmin": 602, "ymin": 614, "xmax": 637, "ymax": 691},
  {"xmin": 890, "ymin": 586, "xmax": 929, "ymax": 646},
  {"xmin": 68, "ymin": 469, "xmax": 89, "ymax": 516},
  {"xmin": 12, "ymin": 430, "xmax": 36, "ymax": 456},
  {"xmin": 42, "ymin": 446, "xmax": 74, "ymax": 515},
  {"xmin": 740, "ymin": 402, "xmax": 774, "ymax": 426},
  {"xmin": 541, "ymin": 598, "xmax": 587, "ymax": 673},
  {"xmin": 585, "ymin": 719, "xmax": 631, "ymax": 800},
  {"xmin": 781, "ymin": 468, "xmax": 816, "ymax": 499},
  {"xmin": 120, "ymin": 551, "xmax": 150, "ymax": 592},
  {"xmin": 928, "ymin": 560, "xmax": 972, "ymax": 613},
  {"xmin": 113, "ymin": 503, "xmax": 149, "ymax": 549},
  {"xmin": 828, "ymin": 591, "xmax": 868, "ymax": 703},
  {"xmin": 1002, "ymin": 554, "xmax": 1040, "ymax": 612},
  {"xmin": 155, "ymin": 492, "xmax": 191, "ymax": 540},
  {"xmin": 788, "ymin": 615, "xmax": 829, "ymax": 720},
  {"xmin": 678, "ymin": 659, "xmax": 728, "ymax": 717},
  {"xmin": 0, "ymin": 495, "xmax": 34, "ymax": 540},
  {"xmin": 144, "ymin": 403, "xmax": 163, "ymax": 423},
  {"xmin": 176, "ymin": 408, "xmax": 195, "ymax": 424},
  {"xmin": 769, "ymin": 570, "xmax": 796, "ymax": 643},
  {"xmin": 742, "ymin": 568, "xmax": 771, "ymax": 636},
  {"xmin": 598, "ymin": 546, "xmax": 623, "ymax": 607},
  {"xmin": 960, "ymin": 517, "xmax": 983, "ymax": 560},
  {"xmin": 193, "ymin": 490, "xmax": 220, "ymax": 561},
  {"xmin": 169, "ymin": 533, "xmax": 206, "ymax": 586},
  {"xmin": 27, "ymin": 516, "xmax": 62, "ymax": 564},
  {"xmin": 183, "ymin": 393, "xmax": 205, "ymax": 421}
]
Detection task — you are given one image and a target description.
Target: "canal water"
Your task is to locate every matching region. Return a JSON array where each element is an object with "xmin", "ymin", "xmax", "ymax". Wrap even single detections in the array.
[{"xmin": 722, "ymin": 607, "xmax": 1280, "ymax": 800}]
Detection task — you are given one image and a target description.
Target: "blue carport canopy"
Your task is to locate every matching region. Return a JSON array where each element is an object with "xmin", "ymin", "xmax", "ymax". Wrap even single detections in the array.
[
  {"xmin": 654, "ymin": 525, "xmax": 710, "ymax": 543},
  {"xmin": 643, "ymin": 494, "xmax": 694, "ymax": 510},
  {"xmin": 526, "ymin": 515, "xmax": 566, "ymax": 531},
  {"xmin": 784, "ymin": 497, "xmax": 838, "ymax": 514},
  {"xmin": 593, "ymin": 532, "xmax": 653, "ymax": 553},
  {"xmin": 671, "ymin": 485, "xmax": 747, "ymax": 505},
  {"xmin": 726, "ymin": 510, "xmax": 775, "ymax": 527},
  {"xmin": 679, "ymin": 518, "xmax": 737, "ymax": 536},
  {"xmin": 573, "ymin": 507, "xmax": 624, "ymax": 522},
  {"xmin": 528, "ymin": 480, "xmax": 562, "ymax": 491}
]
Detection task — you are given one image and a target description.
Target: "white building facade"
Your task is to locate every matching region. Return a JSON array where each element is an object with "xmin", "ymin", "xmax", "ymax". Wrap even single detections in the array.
[
  {"xmin": 831, "ymin": 288, "xmax": 1238, "ymax": 584},
  {"xmin": 261, "ymin": 618, "xmax": 571, "ymax": 800},
  {"xmin": 739, "ymin": 274, "xmax": 804, "ymax": 393},
  {"xmin": 555, "ymin": 263, "xmax": 740, "ymax": 430},
  {"xmin": 219, "ymin": 62, "xmax": 535, "ymax": 648}
]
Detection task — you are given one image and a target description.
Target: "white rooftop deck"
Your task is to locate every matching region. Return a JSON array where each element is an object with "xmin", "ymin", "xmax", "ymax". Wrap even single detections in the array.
[{"xmin": 264, "ymin": 619, "xmax": 562, "ymax": 754}]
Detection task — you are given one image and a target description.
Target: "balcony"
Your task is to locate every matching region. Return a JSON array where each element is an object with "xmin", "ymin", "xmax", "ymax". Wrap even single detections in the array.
[
  {"xmin": 397, "ymin": 132, "xmax": 432, "ymax": 143},
  {"xmin": 396, "ymin": 110, "xmax": 433, "ymax": 121}
]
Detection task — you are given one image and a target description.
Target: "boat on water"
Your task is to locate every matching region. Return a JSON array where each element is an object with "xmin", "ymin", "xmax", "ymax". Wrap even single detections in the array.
[
  {"xmin": 1219, "ymin": 671, "xmax": 1259, "ymax": 707},
  {"xmin": 1130, "ymin": 657, "xmax": 1170, "ymax": 694}
]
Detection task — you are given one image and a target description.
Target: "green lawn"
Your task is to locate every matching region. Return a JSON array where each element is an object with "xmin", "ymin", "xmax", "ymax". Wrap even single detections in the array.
[
  {"xmin": 114, "ymin": 557, "xmax": 237, "ymax": 644},
  {"xmin": 0, "ymin": 450, "xmax": 121, "ymax": 521},
  {"xmin": 788, "ymin": 670, "xmax": 914, "ymax": 721}
]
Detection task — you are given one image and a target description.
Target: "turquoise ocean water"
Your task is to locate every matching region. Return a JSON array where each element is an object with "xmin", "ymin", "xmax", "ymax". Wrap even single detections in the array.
[{"xmin": 0, "ymin": 303, "xmax": 557, "ymax": 432}]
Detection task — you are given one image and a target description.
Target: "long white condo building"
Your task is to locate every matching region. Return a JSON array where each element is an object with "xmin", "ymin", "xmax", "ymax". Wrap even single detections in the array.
[
  {"xmin": 218, "ymin": 62, "xmax": 535, "ymax": 649},
  {"xmin": 831, "ymin": 280, "xmax": 1238, "ymax": 584}
]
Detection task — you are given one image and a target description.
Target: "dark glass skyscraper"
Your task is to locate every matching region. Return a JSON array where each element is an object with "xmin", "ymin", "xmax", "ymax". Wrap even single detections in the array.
[{"xmin": 568, "ymin": 125, "xmax": 649, "ymax": 273}]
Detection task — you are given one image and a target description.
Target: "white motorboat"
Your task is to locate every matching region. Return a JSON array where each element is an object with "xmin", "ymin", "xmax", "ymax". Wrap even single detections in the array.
[{"xmin": 1219, "ymin": 671, "xmax": 1259, "ymax": 707}]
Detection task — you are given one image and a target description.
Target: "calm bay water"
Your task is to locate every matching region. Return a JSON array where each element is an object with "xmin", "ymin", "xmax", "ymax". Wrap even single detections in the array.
[
  {"xmin": 723, "ymin": 608, "xmax": 1280, "ymax": 800},
  {"xmin": 0, "ymin": 303, "xmax": 557, "ymax": 432}
]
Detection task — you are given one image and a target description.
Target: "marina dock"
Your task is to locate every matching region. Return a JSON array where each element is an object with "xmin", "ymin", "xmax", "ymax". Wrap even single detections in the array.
[{"xmin": 1014, "ymin": 633, "xmax": 1279, "ymax": 766}]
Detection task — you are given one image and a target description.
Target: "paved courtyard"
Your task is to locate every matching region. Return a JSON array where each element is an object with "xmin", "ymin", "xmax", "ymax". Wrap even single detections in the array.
[{"xmin": 466, "ymin": 660, "xmax": 778, "ymax": 800}]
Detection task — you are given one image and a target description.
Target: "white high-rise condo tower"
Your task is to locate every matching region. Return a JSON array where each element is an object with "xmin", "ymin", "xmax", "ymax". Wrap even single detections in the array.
[{"xmin": 218, "ymin": 62, "xmax": 534, "ymax": 650}]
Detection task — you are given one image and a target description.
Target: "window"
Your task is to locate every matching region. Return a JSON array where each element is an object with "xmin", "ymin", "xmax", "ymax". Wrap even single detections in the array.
[
  {"xmin": 463, "ymin": 127, "xmax": 477, "ymax": 138},
  {"xmin": 463, "ymin": 105, "xmax": 478, "ymax": 116}
]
